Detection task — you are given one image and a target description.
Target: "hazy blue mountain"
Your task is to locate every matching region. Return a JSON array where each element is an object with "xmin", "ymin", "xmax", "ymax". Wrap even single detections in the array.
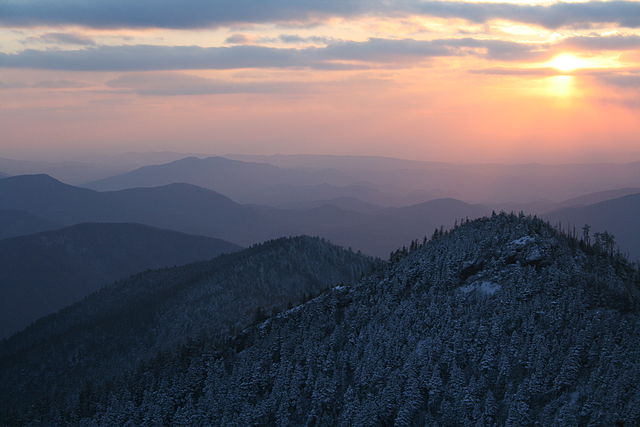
[
  {"xmin": 0, "ymin": 171, "xmax": 7, "ymax": 178},
  {"xmin": 0, "ymin": 237, "xmax": 378, "ymax": 424},
  {"xmin": 0, "ymin": 157, "xmax": 130, "ymax": 184},
  {"xmin": 229, "ymin": 155, "xmax": 640, "ymax": 204},
  {"xmin": 6, "ymin": 214, "xmax": 639, "ymax": 425},
  {"xmin": 0, "ymin": 209, "xmax": 59, "ymax": 239},
  {"xmin": 76, "ymin": 151, "xmax": 207, "ymax": 168},
  {"xmin": 0, "ymin": 222, "xmax": 240, "ymax": 338},
  {"xmin": 0, "ymin": 174, "xmax": 274, "ymax": 245},
  {"xmin": 226, "ymin": 153, "xmax": 442, "ymax": 171},
  {"xmin": 277, "ymin": 196, "xmax": 385, "ymax": 213},
  {"xmin": 547, "ymin": 193, "xmax": 640, "ymax": 260},
  {"xmin": 241, "ymin": 182, "xmax": 393, "ymax": 207},
  {"xmin": 86, "ymin": 156, "xmax": 314, "ymax": 199},
  {"xmin": 85, "ymin": 156, "xmax": 452, "ymax": 207},
  {"xmin": 492, "ymin": 187, "xmax": 640, "ymax": 216},
  {"xmin": 558, "ymin": 187, "xmax": 640, "ymax": 208},
  {"xmin": 392, "ymin": 198, "xmax": 488, "ymax": 224},
  {"xmin": 260, "ymin": 198, "xmax": 490, "ymax": 256},
  {"xmin": 0, "ymin": 174, "xmax": 490, "ymax": 256}
]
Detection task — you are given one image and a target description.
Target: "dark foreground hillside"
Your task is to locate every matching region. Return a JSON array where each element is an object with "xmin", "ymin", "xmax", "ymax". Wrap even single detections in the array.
[
  {"xmin": 0, "ymin": 222, "xmax": 240, "ymax": 338},
  {"xmin": 16, "ymin": 213, "xmax": 640, "ymax": 426},
  {"xmin": 0, "ymin": 236, "xmax": 378, "ymax": 425}
]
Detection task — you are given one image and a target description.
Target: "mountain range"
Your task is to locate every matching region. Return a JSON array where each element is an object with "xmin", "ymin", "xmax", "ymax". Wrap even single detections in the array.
[
  {"xmin": 0, "ymin": 174, "xmax": 490, "ymax": 256},
  {"xmin": 87, "ymin": 156, "xmax": 315, "ymax": 203},
  {"xmin": 228, "ymin": 155, "xmax": 640, "ymax": 204},
  {"xmin": 5, "ymin": 171, "xmax": 640, "ymax": 259},
  {"xmin": 2, "ymin": 214, "xmax": 638, "ymax": 425},
  {"xmin": 0, "ymin": 157, "xmax": 132, "ymax": 185},
  {"xmin": 0, "ymin": 222, "xmax": 239, "ymax": 338},
  {"xmin": 0, "ymin": 174, "xmax": 272, "ymax": 245}
]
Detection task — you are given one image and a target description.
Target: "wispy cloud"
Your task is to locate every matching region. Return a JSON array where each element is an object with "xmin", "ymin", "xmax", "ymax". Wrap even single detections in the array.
[
  {"xmin": 1, "ymin": 0, "xmax": 639, "ymax": 30},
  {"xmin": 33, "ymin": 32, "xmax": 96, "ymax": 46},
  {"xmin": 0, "ymin": 0, "xmax": 377, "ymax": 29},
  {"xmin": 414, "ymin": 1, "xmax": 640, "ymax": 29},
  {"xmin": 225, "ymin": 34, "xmax": 259, "ymax": 45},
  {"xmin": 598, "ymin": 71, "xmax": 640, "ymax": 89},
  {"xmin": 470, "ymin": 67, "xmax": 557, "ymax": 76},
  {"xmin": 0, "ymin": 38, "xmax": 545, "ymax": 71},
  {"xmin": 107, "ymin": 72, "xmax": 309, "ymax": 96},
  {"xmin": 561, "ymin": 35, "xmax": 640, "ymax": 51},
  {"xmin": 0, "ymin": 79, "xmax": 86, "ymax": 89}
]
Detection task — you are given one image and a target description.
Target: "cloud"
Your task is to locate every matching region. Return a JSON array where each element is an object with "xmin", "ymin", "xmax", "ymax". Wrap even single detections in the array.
[
  {"xmin": 442, "ymin": 38, "xmax": 547, "ymax": 61},
  {"xmin": 106, "ymin": 72, "xmax": 308, "ymax": 95},
  {"xmin": 414, "ymin": 1, "xmax": 640, "ymax": 29},
  {"xmin": 0, "ymin": 79, "xmax": 85, "ymax": 89},
  {"xmin": 470, "ymin": 67, "xmax": 557, "ymax": 76},
  {"xmin": 35, "ymin": 32, "xmax": 96, "ymax": 46},
  {"xmin": 106, "ymin": 72, "xmax": 393, "ymax": 96},
  {"xmin": 1, "ymin": 0, "xmax": 639, "ymax": 30},
  {"xmin": 225, "ymin": 34, "xmax": 258, "ymax": 45},
  {"xmin": 0, "ymin": 0, "xmax": 377, "ymax": 29},
  {"xmin": 561, "ymin": 35, "xmax": 640, "ymax": 51},
  {"xmin": 276, "ymin": 35, "xmax": 336, "ymax": 45},
  {"xmin": 0, "ymin": 38, "xmax": 544, "ymax": 71},
  {"xmin": 0, "ymin": 45, "xmax": 306, "ymax": 71},
  {"xmin": 598, "ymin": 72, "xmax": 640, "ymax": 89},
  {"xmin": 0, "ymin": 81, "xmax": 26, "ymax": 89}
]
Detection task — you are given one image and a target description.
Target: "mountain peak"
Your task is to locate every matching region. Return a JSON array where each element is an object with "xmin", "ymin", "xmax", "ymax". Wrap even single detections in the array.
[
  {"xmin": 394, "ymin": 213, "xmax": 639, "ymax": 307},
  {"xmin": 1, "ymin": 173, "xmax": 64, "ymax": 185}
]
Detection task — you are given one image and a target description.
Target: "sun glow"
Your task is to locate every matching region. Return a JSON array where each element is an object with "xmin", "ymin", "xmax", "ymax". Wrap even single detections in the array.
[
  {"xmin": 548, "ymin": 54, "xmax": 588, "ymax": 73},
  {"xmin": 546, "ymin": 75, "xmax": 574, "ymax": 98}
]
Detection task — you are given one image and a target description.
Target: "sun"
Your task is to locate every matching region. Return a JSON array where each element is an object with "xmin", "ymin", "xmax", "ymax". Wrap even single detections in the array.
[{"xmin": 547, "ymin": 54, "xmax": 587, "ymax": 73}]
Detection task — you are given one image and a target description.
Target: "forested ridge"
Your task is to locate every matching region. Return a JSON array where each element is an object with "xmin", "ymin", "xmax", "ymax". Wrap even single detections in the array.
[
  {"xmin": 3, "ymin": 214, "xmax": 640, "ymax": 426},
  {"xmin": 0, "ymin": 236, "xmax": 378, "ymax": 426}
]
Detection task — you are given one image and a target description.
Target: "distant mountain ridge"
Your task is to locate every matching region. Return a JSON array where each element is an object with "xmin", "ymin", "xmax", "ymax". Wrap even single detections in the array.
[
  {"xmin": 0, "ymin": 157, "xmax": 131, "ymax": 184},
  {"xmin": 87, "ymin": 156, "xmax": 313, "ymax": 199},
  {"xmin": 0, "ymin": 209, "xmax": 59, "ymax": 239},
  {"xmin": 86, "ymin": 155, "xmax": 640, "ymax": 205},
  {"xmin": 0, "ymin": 174, "xmax": 273, "ymax": 245},
  {"xmin": 0, "ymin": 222, "xmax": 240, "ymax": 338},
  {"xmin": 547, "ymin": 192, "xmax": 640, "ymax": 260},
  {"xmin": 558, "ymin": 187, "xmax": 640, "ymax": 208},
  {"xmin": 0, "ymin": 174, "xmax": 491, "ymax": 256}
]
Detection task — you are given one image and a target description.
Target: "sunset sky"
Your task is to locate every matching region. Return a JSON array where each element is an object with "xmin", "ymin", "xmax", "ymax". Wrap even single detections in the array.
[{"xmin": 1, "ymin": 0, "xmax": 639, "ymax": 162}]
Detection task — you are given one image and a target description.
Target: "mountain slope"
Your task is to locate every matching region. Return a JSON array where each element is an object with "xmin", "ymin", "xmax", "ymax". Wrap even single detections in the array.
[
  {"xmin": 0, "ymin": 237, "xmax": 379, "ymax": 424},
  {"xmin": 87, "ymin": 156, "xmax": 313, "ymax": 197},
  {"xmin": 0, "ymin": 223, "xmax": 240, "ymax": 338},
  {"xmin": 229, "ymin": 156, "xmax": 640, "ymax": 203},
  {"xmin": 0, "ymin": 174, "xmax": 273, "ymax": 244},
  {"xmin": 558, "ymin": 187, "xmax": 640, "ymax": 208},
  {"xmin": 277, "ymin": 196, "xmax": 384, "ymax": 213},
  {"xmin": 0, "ymin": 209, "xmax": 59, "ymax": 239},
  {"xmin": 547, "ymin": 193, "xmax": 640, "ymax": 260},
  {"xmin": 0, "ymin": 174, "xmax": 489, "ymax": 256},
  {"xmin": 260, "ymin": 198, "xmax": 490, "ymax": 257},
  {"xmin": 0, "ymin": 157, "xmax": 130, "ymax": 184},
  {"xmin": 34, "ymin": 214, "xmax": 640, "ymax": 426}
]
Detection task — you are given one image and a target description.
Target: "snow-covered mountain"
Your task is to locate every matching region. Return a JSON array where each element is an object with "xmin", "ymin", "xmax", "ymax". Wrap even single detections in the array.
[
  {"xmin": 0, "ymin": 236, "xmax": 378, "ymax": 424},
  {"xmin": 3, "ymin": 214, "xmax": 639, "ymax": 425}
]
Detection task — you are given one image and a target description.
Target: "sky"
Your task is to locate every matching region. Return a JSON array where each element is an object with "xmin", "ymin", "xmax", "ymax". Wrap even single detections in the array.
[{"xmin": 1, "ymin": 0, "xmax": 639, "ymax": 163}]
